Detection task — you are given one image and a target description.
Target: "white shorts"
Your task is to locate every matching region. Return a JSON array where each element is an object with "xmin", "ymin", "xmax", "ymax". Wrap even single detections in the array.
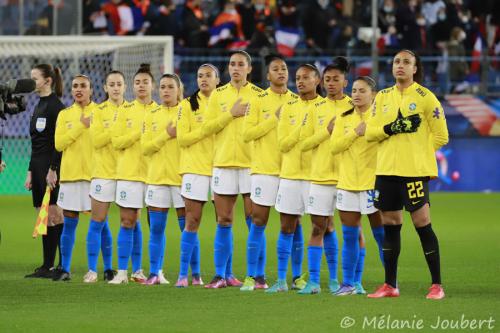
[
  {"xmin": 146, "ymin": 184, "xmax": 185, "ymax": 208},
  {"xmin": 275, "ymin": 179, "xmax": 310, "ymax": 215},
  {"xmin": 115, "ymin": 180, "xmax": 145, "ymax": 209},
  {"xmin": 251, "ymin": 174, "xmax": 280, "ymax": 207},
  {"xmin": 307, "ymin": 184, "xmax": 337, "ymax": 216},
  {"xmin": 211, "ymin": 167, "xmax": 251, "ymax": 195},
  {"xmin": 336, "ymin": 189, "xmax": 378, "ymax": 215},
  {"xmin": 57, "ymin": 181, "xmax": 91, "ymax": 212},
  {"xmin": 89, "ymin": 178, "xmax": 116, "ymax": 203},
  {"xmin": 181, "ymin": 174, "xmax": 211, "ymax": 202}
]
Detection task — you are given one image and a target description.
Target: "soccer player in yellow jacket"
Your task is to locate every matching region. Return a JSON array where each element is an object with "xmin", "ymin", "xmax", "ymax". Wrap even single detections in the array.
[
  {"xmin": 175, "ymin": 64, "xmax": 220, "ymax": 288},
  {"xmin": 54, "ymin": 74, "xmax": 95, "ymax": 281},
  {"xmin": 109, "ymin": 64, "xmax": 159, "ymax": 284},
  {"xmin": 240, "ymin": 55, "xmax": 298, "ymax": 291},
  {"xmin": 331, "ymin": 76, "xmax": 384, "ymax": 296},
  {"xmin": 296, "ymin": 58, "xmax": 354, "ymax": 295},
  {"xmin": 201, "ymin": 51, "xmax": 261, "ymax": 288},
  {"xmin": 366, "ymin": 50, "xmax": 449, "ymax": 300},
  {"xmin": 84, "ymin": 70, "xmax": 127, "ymax": 283},
  {"xmin": 140, "ymin": 73, "xmax": 184, "ymax": 285},
  {"xmin": 266, "ymin": 64, "xmax": 322, "ymax": 293}
]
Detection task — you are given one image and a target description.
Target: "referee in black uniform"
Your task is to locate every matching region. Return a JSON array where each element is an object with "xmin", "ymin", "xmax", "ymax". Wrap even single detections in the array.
[{"xmin": 24, "ymin": 64, "xmax": 65, "ymax": 278}]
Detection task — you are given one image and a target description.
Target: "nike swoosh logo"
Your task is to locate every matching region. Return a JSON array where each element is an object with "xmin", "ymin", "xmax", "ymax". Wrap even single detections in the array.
[
  {"xmin": 425, "ymin": 250, "xmax": 435, "ymax": 255},
  {"xmin": 412, "ymin": 200, "xmax": 421, "ymax": 205}
]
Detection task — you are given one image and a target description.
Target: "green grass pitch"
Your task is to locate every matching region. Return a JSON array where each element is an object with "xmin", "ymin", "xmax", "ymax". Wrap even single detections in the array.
[{"xmin": 0, "ymin": 193, "xmax": 499, "ymax": 333}]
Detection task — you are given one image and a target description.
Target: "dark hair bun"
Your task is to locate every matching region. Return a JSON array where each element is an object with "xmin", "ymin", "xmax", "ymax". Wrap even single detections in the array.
[
  {"xmin": 138, "ymin": 63, "xmax": 151, "ymax": 72},
  {"xmin": 264, "ymin": 54, "xmax": 284, "ymax": 66},
  {"xmin": 331, "ymin": 56, "xmax": 350, "ymax": 73}
]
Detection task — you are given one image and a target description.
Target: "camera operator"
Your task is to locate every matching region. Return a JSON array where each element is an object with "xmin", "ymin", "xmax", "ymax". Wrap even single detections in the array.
[{"xmin": 24, "ymin": 64, "xmax": 65, "ymax": 279}]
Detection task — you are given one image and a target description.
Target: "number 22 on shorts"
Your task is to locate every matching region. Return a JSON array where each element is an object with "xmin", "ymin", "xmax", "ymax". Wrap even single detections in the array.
[{"xmin": 407, "ymin": 181, "xmax": 424, "ymax": 199}]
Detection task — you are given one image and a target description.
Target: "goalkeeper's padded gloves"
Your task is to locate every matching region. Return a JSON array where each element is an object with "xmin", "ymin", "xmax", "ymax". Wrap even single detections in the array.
[{"xmin": 383, "ymin": 114, "xmax": 422, "ymax": 136}]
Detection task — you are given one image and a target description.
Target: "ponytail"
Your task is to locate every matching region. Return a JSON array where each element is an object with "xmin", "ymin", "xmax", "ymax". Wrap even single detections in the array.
[{"xmin": 33, "ymin": 63, "xmax": 64, "ymax": 97}]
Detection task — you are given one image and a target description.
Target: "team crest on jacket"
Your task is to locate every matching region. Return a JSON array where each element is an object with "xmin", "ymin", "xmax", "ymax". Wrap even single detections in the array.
[{"xmin": 409, "ymin": 103, "xmax": 417, "ymax": 111}]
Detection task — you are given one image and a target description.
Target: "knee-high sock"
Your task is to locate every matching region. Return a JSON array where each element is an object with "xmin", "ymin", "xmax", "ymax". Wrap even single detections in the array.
[
  {"xmin": 291, "ymin": 224, "xmax": 304, "ymax": 279},
  {"xmin": 132, "ymin": 221, "xmax": 143, "ymax": 272},
  {"xmin": 371, "ymin": 225, "xmax": 384, "ymax": 265},
  {"xmin": 191, "ymin": 233, "xmax": 201, "ymax": 276},
  {"xmin": 86, "ymin": 219, "xmax": 105, "ymax": 272},
  {"xmin": 101, "ymin": 217, "xmax": 113, "ymax": 271},
  {"xmin": 159, "ymin": 235, "xmax": 166, "ymax": 270},
  {"xmin": 323, "ymin": 231, "xmax": 339, "ymax": 281},
  {"xmin": 149, "ymin": 211, "xmax": 167, "ymax": 276},
  {"xmin": 277, "ymin": 232, "xmax": 294, "ymax": 280},
  {"xmin": 44, "ymin": 224, "xmax": 60, "ymax": 269},
  {"xmin": 246, "ymin": 223, "xmax": 265, "ymax": 277},
  {"xmin": 158, "ymin": 213, "xmax": 169, "ymax": 271},
  {"xmin": 383, "ymin": 224, "xmax": 402, "ymax": 288},
  {"xmin": 180, "ymin": 230, "xmax": 198, "ymax": 278},
  {"xmin": 225, "ymin": 230, "xmax": 234, "ymax": 277},
  {"xmin": 354, "ymin": 247, "xmax": 366, "ymax": 284},
  {"xmin": 341, "ymin": 225, "xmax": 360, "ymax": 287},
  {"xmin": 416, "ymin": 224, "xmax": 441, "ymax": 284},
  {"xmin": 256, "ymin": 232, "xmax": 266, "ymax": 278},
  {"xmin": 308, "ymin": 246, "xmax": 323, "ymax": 284},
  {"xmin": 60, "ymin": 216, "xmax": 79, "ymax": 273},
  {"xmin": 215, "ymin": 225, "xmax": 232, "ymax": 278},
  {"xmin": 117, "ymin": 226, "xmax": 134, "ymax": 270}
]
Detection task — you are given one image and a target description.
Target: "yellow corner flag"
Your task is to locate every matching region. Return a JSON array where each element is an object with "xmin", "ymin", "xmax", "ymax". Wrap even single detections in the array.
[{"xmin": 32, "ymin": 186, "xmax": 51, "ymax": 238}]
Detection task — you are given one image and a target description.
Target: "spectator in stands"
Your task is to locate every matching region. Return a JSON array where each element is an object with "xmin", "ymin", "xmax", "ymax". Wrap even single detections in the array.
[
  {"xmin": 83, "ymin": 0, "xmax": 107, "ymax": 34},
  {"xmin": 276, "ymin": 0, "xmax": 299, "ymax": 29},
  {"xmin": 179, "ymin": 0, "xmax": 209, "ymax": 48},
  {"xmin": 246, "ymin": 0, "xmax": 274, "ymax": 49},
  {"xmin": 147, "ymin": 0, "xmax": 178, "ymax": 36},
  {"xmin": 26, "ymin": 0, "xmax": 75, "ymax": 35},
  {"xmin": 210, "ymin": 0, "xmax": 245, "ymax": 48},
  {"xmin": 422, "ymin": 0, "xmax": 445, "ymax": 26},
  {"xmin": 303, "ymin": 0, "xmax": 339, "ymax": 53},
  {"xmin": 447, "ymin": 26, "xmax": 468, "ymax": 92},
  {"xmin": 429, "ymin": 6, "xmax": 452, "ymax": 50},
  {"xmin": 102, "ymin": 0, "xmax": 138, "ymax": 35},
  {"xmin": 378, "ymin": 0, "xmax": 397, "ymax": 34},
  {"xmin": 395, "ymin": 0, "xmax": 420, "ymax": 50}
]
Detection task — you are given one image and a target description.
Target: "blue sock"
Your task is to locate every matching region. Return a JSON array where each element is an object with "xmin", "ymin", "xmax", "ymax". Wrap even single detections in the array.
[
  {"xmin": 245, "ymin": 215, "xmax": 252, "ymax": 230},
  {"xmin": 323, "ymin": 231, "xmax": 339, "ymax": 280},
  {"xmin": 149, "ymin": 211, "xmax": 167, "ymax": 276},
  {"xmin": 354, "ymin": 247, "xmax": 366, "ymax": 284},
  {"xmin": 371, "ymin": 226, "xmax": 385, "ymax": 265},
  {"xmin": 117, "ymin": 226, "xmax": 134, "ymax": 270},
  {"xmin": 215, "ymin": 225, "xmax": 232, "ymax": 278},
  {"xmin": 178, "ymin": 216, "xmax": 186, "ymax": 232},
  {"xmin": 132, "ymin": 221, "xmax": 142, "ymax": 272},
  {"xmin": 225, "ymin": 253, "xmax": 233, "ymax": 278},
  {"xmin": 341, "ymin": 225, "xmax": 360, "ymax": 287},
  {"xmin": 291, "ymin": 224, "xmax": 304, "ymax": 279},
  {"xmin": 246, "ymin": 223, "xmax": 265, "ymax": 277},
  {"xmin": 177, "ymin": 216, "xmax": 197, "ymax": 274},
  {"xmin": 191, "ymin": 234, "xmax": 201, "ymax": 276},
  {"xmin": 101, "ymin": 217, "xmax": 113, "ymax": 271},
  {"xmin": 277, "ymin": 232, "xmax": 294, "ymax": 280},
  {"xmin": 86, "ymin": 219, "xmax": 104, "ymax": 272},
  {"xmin": 256, "ymin": 232, "xmax": 266, "ymax": 278},
  {"xmin": 308, "ymin": 246, "xmax": 323, "ymax": 284},
  {"xmin": 60, "ymin": 216, "xmax": 79, "ymax": 273},
  {"xmin": 180, "ymin": 230, "xmax": 198, "ymax": 278},
  {"xmin": 159, "ymin": 235, "xmax": 166, "ymax": 270}
]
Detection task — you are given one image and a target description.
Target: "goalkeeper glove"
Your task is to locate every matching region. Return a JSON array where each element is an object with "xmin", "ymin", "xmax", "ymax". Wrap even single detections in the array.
[{"xmin": 384, "ymin": 114, "xmax": 422, "ymax": 136}]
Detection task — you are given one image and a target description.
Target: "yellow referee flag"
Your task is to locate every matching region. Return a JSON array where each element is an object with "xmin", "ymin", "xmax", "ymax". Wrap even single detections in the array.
[{"xmin": 32, "ymin": 186, "xmax": 51, "ymax": 238}]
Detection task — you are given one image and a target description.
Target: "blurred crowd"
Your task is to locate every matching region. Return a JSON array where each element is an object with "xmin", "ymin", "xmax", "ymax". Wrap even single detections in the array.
[
  {"xmin": 1, "ymin": 0, "xmax": 499, "ymax": 57},
  {"xmin": 80, "ymin": 0, "xmax": 500, "ymax": 56}
]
